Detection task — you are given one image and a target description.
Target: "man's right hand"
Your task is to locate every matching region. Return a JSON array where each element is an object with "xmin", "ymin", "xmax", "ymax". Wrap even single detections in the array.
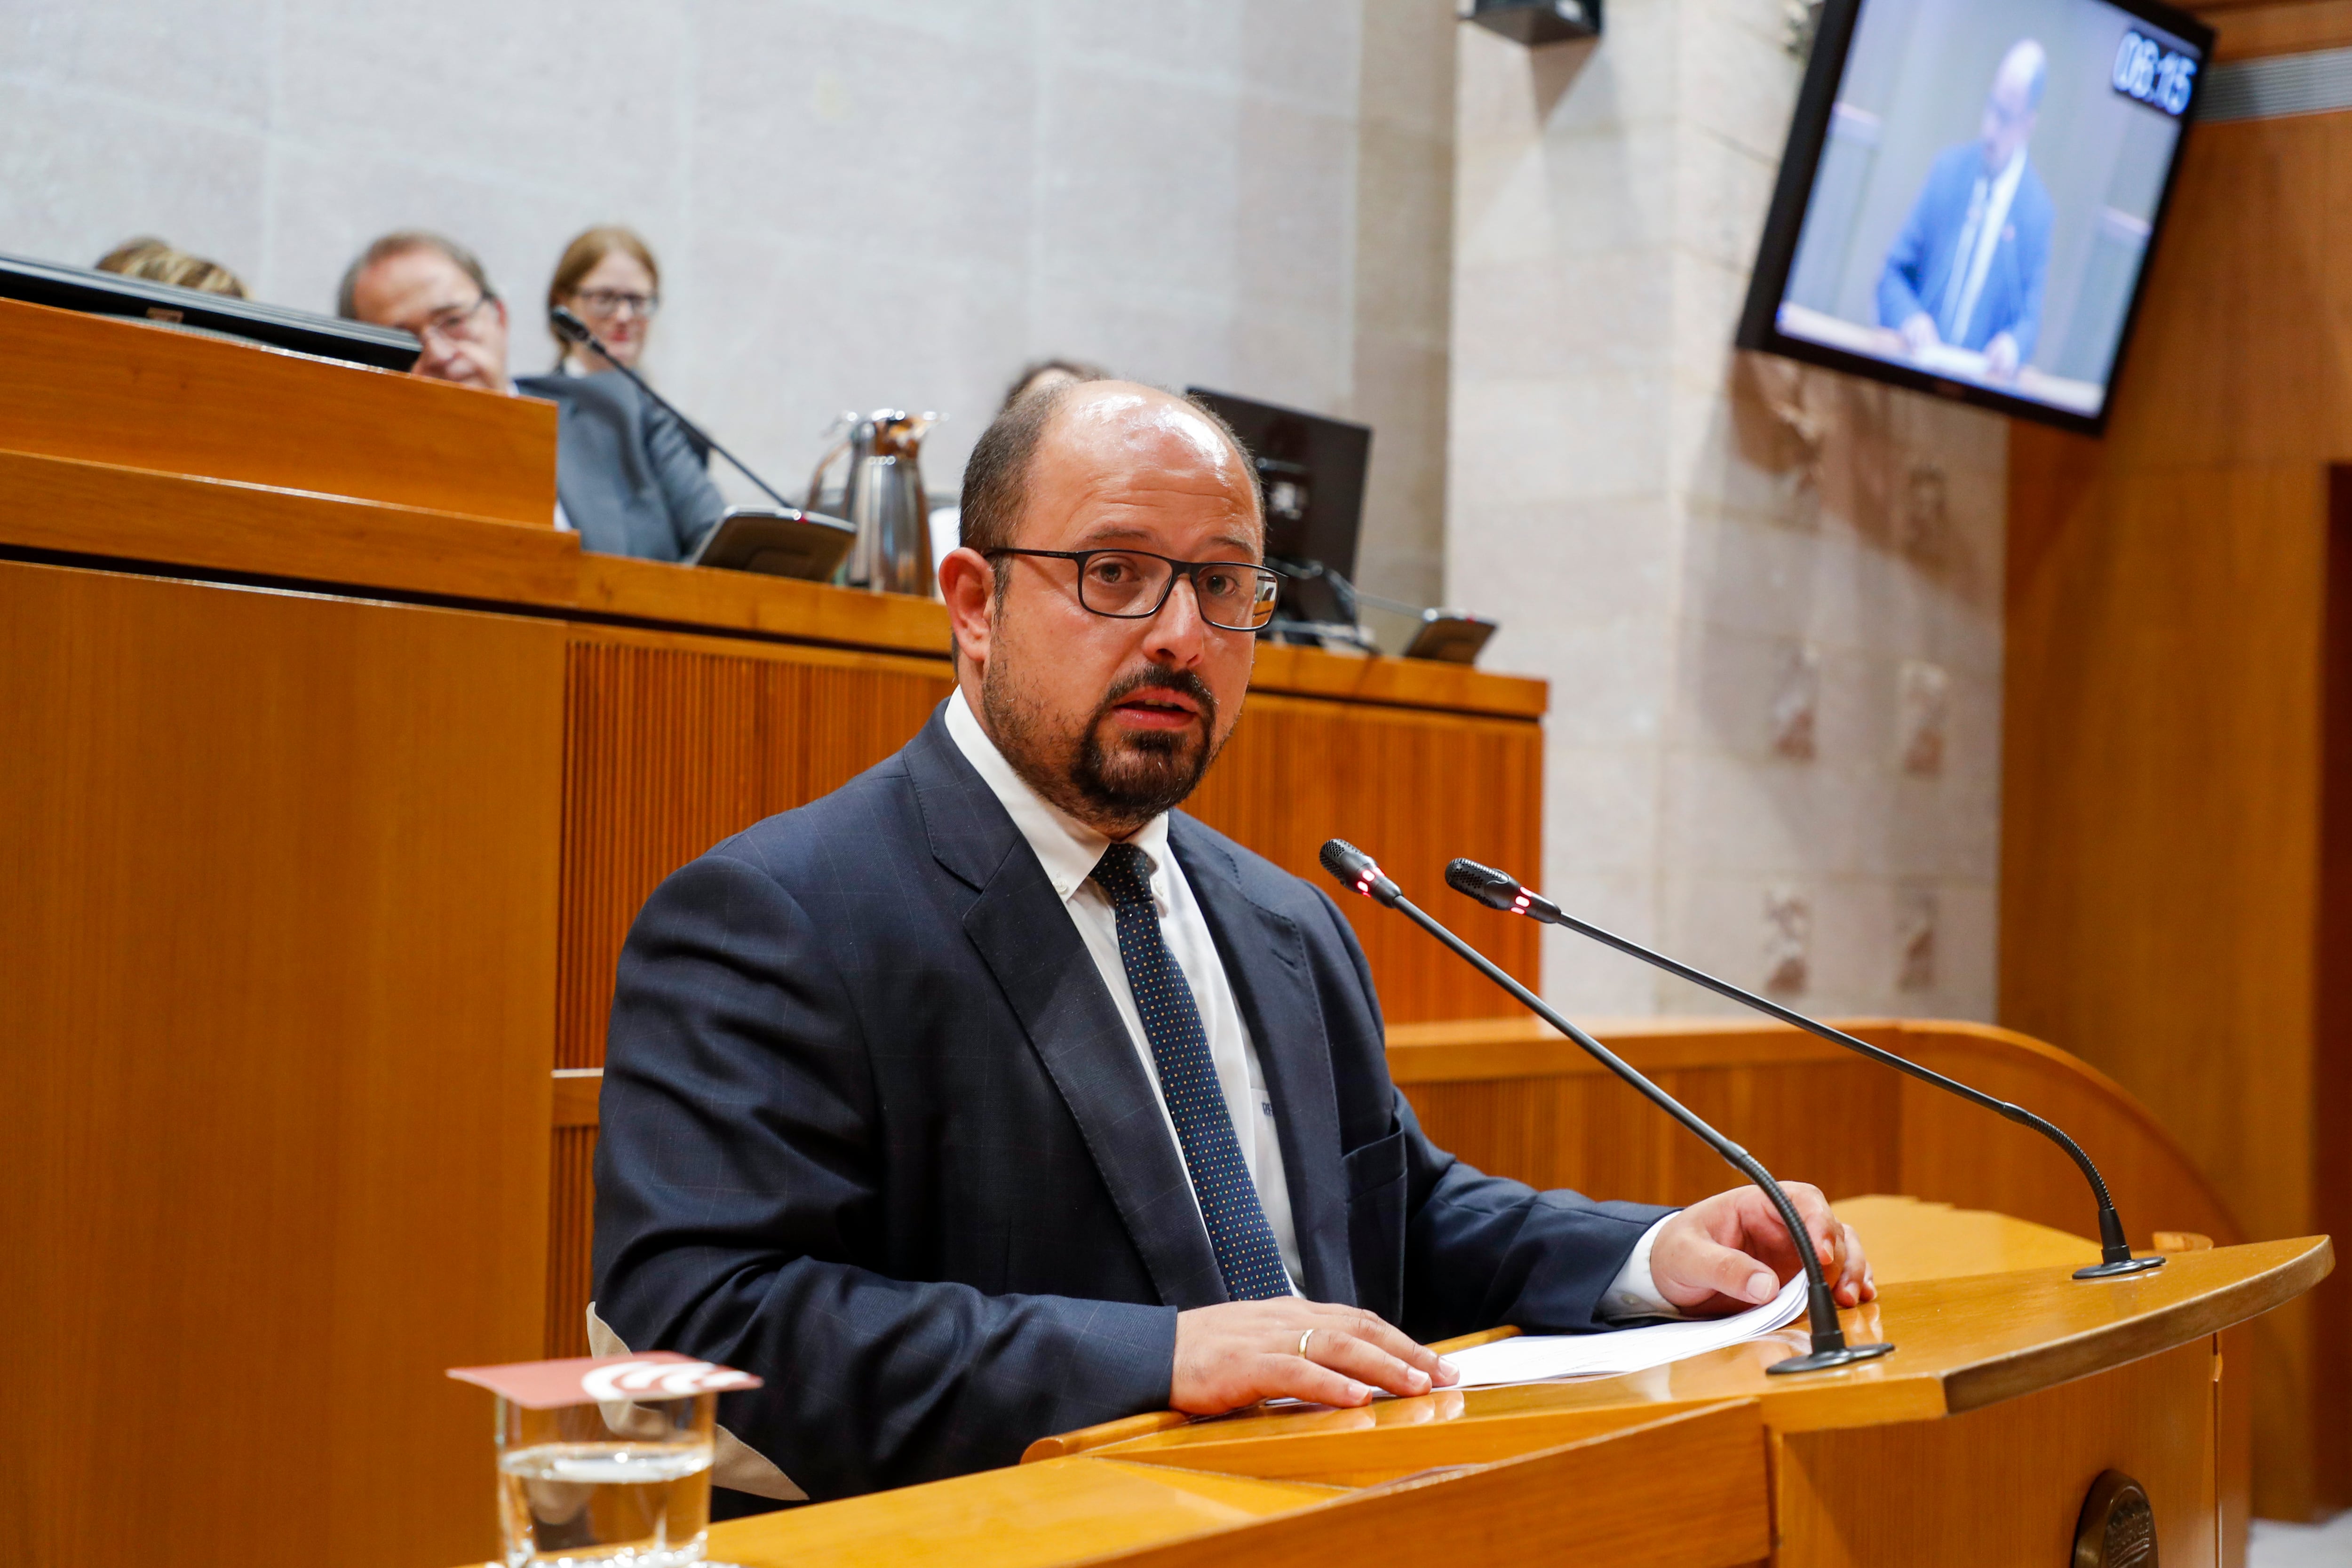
[
  {"xmin": 1170, "ymin": 1300, "xmax": 1458, "ymax": 1413},
  {"xmin": 1899, "ymin": 311, "xmax": 1943, "ymax": 357}
]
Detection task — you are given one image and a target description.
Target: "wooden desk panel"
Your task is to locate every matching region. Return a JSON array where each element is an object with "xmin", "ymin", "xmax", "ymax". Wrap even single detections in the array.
[
  {"xmin": 553, "ymin": 626, "xmax": 958, "ymax": 1076},
  {"xmin": 0, "ymin": 445, "xmax": 579, "ymax": 605},
  {"xmin": 2200, "ymin": 0, "xmax": 2352, "ymax": 60},
  {"xmin": 1778, "ymin": 1338, "xmax": 2217, "ymax": 1568},
  {"xmin": 0, "ymin": 559, "xmax": 561, "ymax": 1568},
  {"xmin": 1389, "ymin": 1016, "xmax": 2243, "ymax": 1253},
  {"xmin": 0, "ymin": 295, "xmax": 557, "ymax": 527},
  {"xmin": 705, "ymin": 1401, "xmax": 1768, "ymax": 1568},
  {"xmin": 1184, "ymin": 691, "xmax": 1543, "ymax": 1022},
  {"xmin": 2002, "ymin": 104, "xmax": 2352, "ymax": 1517}
]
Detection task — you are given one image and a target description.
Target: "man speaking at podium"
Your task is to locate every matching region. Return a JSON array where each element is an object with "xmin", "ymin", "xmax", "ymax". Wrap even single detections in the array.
[
  {"xmin": 592, "ymin": 382, "xmax": 1874, "ymax": 1504},
  {"xmin": 1876, "ymin": 40, "xmax": 2055, "ymax": 384}
]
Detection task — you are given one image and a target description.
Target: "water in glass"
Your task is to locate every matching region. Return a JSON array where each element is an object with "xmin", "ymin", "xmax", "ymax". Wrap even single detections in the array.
[{"xmin": 496, "ymin": 1394, "xmax": 714, "ymax": 1566}]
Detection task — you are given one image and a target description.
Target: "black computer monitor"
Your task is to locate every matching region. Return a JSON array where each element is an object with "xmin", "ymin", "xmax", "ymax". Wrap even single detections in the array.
[
  {"xmin": 1186, "ymin": 388, "xmax": 1371, "ymax": 627},
  {"xmin": 0, "ymin": 252, "xmax": 421, "ymax": 371}
]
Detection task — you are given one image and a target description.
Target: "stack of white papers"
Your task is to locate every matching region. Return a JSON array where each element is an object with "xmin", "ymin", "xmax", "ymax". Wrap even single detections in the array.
[{"xmin": 1437, "ymin": 1274, "xmax": 1809, "ymax": 1389}]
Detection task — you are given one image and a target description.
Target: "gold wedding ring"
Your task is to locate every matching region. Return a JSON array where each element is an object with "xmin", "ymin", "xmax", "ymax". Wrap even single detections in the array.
[{"xmin": 1298, "ymin": 1329, "xmax": 1314, "ymax": 1360}]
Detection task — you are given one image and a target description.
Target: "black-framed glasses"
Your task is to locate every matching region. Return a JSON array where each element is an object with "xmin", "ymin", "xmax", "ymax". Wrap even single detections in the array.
[
  {"xmin": 408, "ymin": 292, "xmax": 496, "ymax": 346},
  {"xmin": 985, "ymin": 548, "xmax": 1282, "ymax": 632},
  {"xmin": 572, "ymin": 288, "xmax": 660, "ymax": 319}
]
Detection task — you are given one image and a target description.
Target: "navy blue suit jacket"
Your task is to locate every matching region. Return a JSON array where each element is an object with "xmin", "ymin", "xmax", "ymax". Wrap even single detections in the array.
[
  {"xmin": 592, "ymin": 707, "xmax": 1669, "ymax": 1500},
  {"xmin": 1876, "ymin": 143, "xmax": 2054, "ymax": 362}
]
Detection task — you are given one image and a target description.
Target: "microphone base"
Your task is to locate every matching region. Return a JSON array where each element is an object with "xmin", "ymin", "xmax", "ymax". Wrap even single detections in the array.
[
  {"xmin": 1768, "ymin": 1341, "xmax": 1896, "ymax": 1376},
  {"xmin": 2074, "ymin": 1254, "xmax": 2167, "ymax": 1280}
]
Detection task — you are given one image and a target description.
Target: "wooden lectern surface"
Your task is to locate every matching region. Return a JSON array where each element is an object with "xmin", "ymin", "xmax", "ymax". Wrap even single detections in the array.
[
  {"xmin": 704, "ymin": 1402, "xmax": 1771, "ymax": 1568},
  {"xmin": 655, "ymin": 1215, "xmax": 2326, "ymax": 1568}
]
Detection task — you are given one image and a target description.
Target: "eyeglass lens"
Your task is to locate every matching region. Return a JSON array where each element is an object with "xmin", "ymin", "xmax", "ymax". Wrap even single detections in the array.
[
  {"xmin": 574, "ymin": 289, "xmax": 658, "ymax": 318},
  {"xmin": 418, "ymin": 295, "xmax": 489, "ymax": 344},
  {"xmin": 1077, "ymin": 552, "xmax": 1279, "ymax": 630}
]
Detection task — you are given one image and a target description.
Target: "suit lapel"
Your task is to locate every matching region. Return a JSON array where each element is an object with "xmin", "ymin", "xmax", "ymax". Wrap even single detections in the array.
[
  {"xmin": 1170, "ymin": 817, "xmax": 1355, "ymax": 1306},
  {"xmin": 904, "ymin": 712, "xmax": 1228, "ymax": 1309},
  {"xmin": 517, "ymin": 378, "xmax": 610, "ymax": 555}
]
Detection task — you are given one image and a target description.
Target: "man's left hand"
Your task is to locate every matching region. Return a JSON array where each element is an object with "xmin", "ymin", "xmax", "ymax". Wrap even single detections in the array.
[
  {"xmin": 1984, "ymin": 332, "xmax": 2022, "ymax": 381},
  {"xmin": 1648, "ymin": 1182, "xmax": 1874, "ymax": 1316}
]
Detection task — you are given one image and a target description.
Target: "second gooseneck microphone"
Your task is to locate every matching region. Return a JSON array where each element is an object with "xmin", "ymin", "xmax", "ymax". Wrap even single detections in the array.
[
  {"xmin": 1319, "ymin": 839, "xmax": 1892, "ymax": 1376},
  {"xmin": 548, "ymin": 304, "xmax": 800, "ymax": 513},
  {"xmin": 1444, "ymin": 858, "xmax": 2163, "ymax": 1281}
]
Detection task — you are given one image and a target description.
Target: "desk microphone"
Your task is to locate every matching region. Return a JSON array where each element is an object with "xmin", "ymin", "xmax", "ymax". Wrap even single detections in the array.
[
  {"xmin": 1443, "ymin": 858, "xmax": 2164, "ymax": 1281},
  {"xmin": 548, "ymin": 304, "xmax": 800, "ymax": 512},
  {"xmin": 1319, "ymin": 839, "xmax": 1892, "ymax": 1376}
]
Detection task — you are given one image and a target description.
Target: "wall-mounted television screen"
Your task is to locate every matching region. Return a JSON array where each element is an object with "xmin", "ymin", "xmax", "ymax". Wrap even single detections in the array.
[{"xmin": 1736, "ymin": 0, "xmax": 2214, "ymax": 434}]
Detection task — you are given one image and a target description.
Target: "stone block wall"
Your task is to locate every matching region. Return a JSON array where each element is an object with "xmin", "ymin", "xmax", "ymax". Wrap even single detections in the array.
[
  {"xmin": 1449, "ymin": 0, "xmax": 2007, "ymax": 1020},
  {"xmin": 0, "ymin": 0, "xmax": 1450, "ymax": 611}
]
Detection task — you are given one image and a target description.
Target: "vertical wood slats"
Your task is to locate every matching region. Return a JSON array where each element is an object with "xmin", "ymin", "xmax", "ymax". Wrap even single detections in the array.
[
  {"xmin": 557, "ymin": 639, "xmax": 953, "ymax": 1073},
  {"xmin": 546, "ymin": 1126, "xmax": 600, "ymax": 1357},
  {"xmin": 1184, "ymin": 691, "xmax": 1543, "ymax": 1024},
  {"xmin": 546, "ymin": 634, "xmax": 1549, "ymax": 1353}
]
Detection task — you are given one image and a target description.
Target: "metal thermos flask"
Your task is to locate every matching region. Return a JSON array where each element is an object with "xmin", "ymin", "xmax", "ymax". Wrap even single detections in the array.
[{"xmin": 807, "ymin": 410, "xmax": 939, "ymax": 596}]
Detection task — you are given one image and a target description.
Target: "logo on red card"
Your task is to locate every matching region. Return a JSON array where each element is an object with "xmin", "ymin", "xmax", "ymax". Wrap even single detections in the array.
[{"xmin": 448, "ymin": 1351, "xmax": 763, "ymax": 1410}]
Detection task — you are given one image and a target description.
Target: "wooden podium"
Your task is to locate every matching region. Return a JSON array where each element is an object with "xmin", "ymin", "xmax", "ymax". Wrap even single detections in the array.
[{"xmin": 680, "ymin": 1204, "xmax": 2329, "ymax": 1568}]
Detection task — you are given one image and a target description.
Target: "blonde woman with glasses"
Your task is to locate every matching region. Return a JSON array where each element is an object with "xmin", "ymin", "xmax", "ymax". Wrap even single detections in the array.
[{"xmin": 547, "ymin": 226, "xmax": 663, "ymax": 377}]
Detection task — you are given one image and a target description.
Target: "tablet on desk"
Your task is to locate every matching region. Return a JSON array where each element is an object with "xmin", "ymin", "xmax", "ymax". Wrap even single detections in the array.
[
  {"xmin": 689, "ymin": 507, "xmax": 857, "ymax": 581},
  {"xmin": 1403, "ymin": 610, "xmax": 1497, "ymax": 665}
]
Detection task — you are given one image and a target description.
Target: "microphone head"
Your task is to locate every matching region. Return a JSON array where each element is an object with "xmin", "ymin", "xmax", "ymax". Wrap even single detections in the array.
[
  {"xmin": 548, "ymin": 304, "xmax": 593, "ymax": 343},
  {"xmin": 1319, "ymin": 839, "xmax": 1402, "ymax": 908},
  {"xmin": 1446, "ymin": 859, "xmax": 1522, "ymax": 911}
]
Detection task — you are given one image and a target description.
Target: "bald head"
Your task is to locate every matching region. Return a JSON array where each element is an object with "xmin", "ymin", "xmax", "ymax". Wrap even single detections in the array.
[
  {"xmin": 959, "ymin": 380, "xmax": 1262, "ymax": 568},
  {"xmin": 1981, "ymin": 39, "xmax": 2047, "ymax": 170}
]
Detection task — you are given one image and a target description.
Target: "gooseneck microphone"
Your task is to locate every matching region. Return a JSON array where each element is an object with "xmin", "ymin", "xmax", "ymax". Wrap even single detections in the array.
[
  {"xmin": 1319, "ymin": 840, "xmax": 1892, "ymax": 1376},
  {"xmin": 547, "ymin": 304, "xmax": 800, "ymax": 512},
  {"xmin": 1444, "ymin": 858, "xmax": 2163, "ymax": 1281}
]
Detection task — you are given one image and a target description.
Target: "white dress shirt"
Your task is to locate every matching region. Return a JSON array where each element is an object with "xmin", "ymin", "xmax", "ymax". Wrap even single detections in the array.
[
  {"xmin": 1946, "ymin": 147, "xmax": 2027, "ymax": 349},
  {"xmin": 945, "ymin": 689, "xmax": 1675, "ymax": 1318}
]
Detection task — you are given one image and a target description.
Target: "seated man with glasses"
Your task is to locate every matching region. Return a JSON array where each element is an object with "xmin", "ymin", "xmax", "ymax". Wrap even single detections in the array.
[
  {"xmin": 591, "ymin": 381, "xmax": 1874, "ymax": 1509},
  {"xmin": 338, "ymin": 230, "xmax": 723, "ymax": 561}
]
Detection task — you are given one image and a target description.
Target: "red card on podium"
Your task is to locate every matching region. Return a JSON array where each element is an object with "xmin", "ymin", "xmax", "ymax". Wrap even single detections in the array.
[{"xmin": 448, "ymin": 1351, "xmax": 761, "ymax": 1409}]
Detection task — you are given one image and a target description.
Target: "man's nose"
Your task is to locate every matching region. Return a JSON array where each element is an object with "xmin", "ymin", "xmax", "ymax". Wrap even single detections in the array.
[{"xmin": 1142, "ymin": 573, "xmax": 1211, "ymax": 666}]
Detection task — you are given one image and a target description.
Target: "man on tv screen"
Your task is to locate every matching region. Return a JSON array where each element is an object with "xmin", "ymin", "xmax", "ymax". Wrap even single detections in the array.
[{"xmin": 1876, "ymin": 40, "xmax": 2055, "ymax": 383}]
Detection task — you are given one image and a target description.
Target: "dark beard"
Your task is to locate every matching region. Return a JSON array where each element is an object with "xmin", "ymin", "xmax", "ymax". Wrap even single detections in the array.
[{"xmin": 984, "ymin": 662, "xmax": 1225, "ymax": 831}]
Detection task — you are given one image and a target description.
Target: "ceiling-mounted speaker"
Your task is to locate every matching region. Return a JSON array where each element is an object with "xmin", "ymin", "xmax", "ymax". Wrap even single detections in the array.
[{"xmin": 1462, "ymin": 0, "xmax": 1602, "ymax": 44}]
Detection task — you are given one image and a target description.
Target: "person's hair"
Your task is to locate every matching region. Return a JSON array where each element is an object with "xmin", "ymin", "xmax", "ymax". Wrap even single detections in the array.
[
  {"xmin": 94, "ymin": 237, "xmax": 247, "ymax": 298},
  {"xmin": 959, "ymin": 383, "xmax": 1262, "ymax": 608},
  {"xmin": 1001, "ymin": 357, "xmax": 1110, "ymax": 413},
  {"xmin": 336, "ymin": 231, "xmax": 495, "ymax": 320},
  {"xmin": 546, "ymin": 225, "xmax": 661, "ymax": 358},
  {"xmin": 961, "ymin": 382, "xmax": 1080, "ymax": 572}
]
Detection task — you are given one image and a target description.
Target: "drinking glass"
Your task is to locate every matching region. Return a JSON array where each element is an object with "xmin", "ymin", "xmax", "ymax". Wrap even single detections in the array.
[{"xmin": 493, "ymin": 1388, "xmax": 715, "ymax": 1567}]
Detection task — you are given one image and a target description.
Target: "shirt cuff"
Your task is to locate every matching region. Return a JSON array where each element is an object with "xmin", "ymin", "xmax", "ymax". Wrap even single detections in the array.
[{"xmin": 1597, "ymin": 1213, "xmax": 1687, "ymax": 1322}]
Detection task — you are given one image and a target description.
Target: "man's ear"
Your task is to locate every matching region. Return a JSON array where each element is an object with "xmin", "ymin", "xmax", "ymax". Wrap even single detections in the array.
[{"xmin": 938, "ymin": 546, "xmax": 995, "ymax": 671}]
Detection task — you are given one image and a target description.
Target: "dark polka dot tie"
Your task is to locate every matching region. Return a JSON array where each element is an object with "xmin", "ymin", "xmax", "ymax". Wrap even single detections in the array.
[{"xmin": 1091, "ymin": 842, "xmax": 1291, "ymax": 1301}]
